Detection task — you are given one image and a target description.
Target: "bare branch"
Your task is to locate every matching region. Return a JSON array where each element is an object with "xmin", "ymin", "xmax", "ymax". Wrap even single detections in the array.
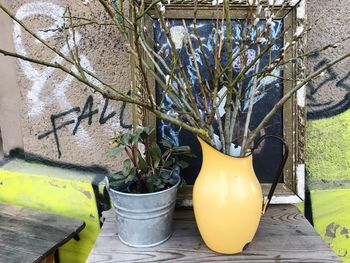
[{"xmin": 243, "ymin": 51, "xmax": 350, "ymax": 152}]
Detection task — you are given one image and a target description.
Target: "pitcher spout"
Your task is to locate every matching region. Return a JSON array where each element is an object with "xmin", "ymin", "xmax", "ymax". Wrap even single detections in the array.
[{"xmin": 196, "ymin": 136, "xmax": 254, "ymax": 169}]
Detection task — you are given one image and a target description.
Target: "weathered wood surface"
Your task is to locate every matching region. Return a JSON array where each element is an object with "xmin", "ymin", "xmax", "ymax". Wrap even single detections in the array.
[
  {"xmin": 87, "ymin": 205, "xmax": 340, "ymax": 263},
  {"xmin": 0, "ymin": 202, "xmax": 85, "ymax": 263}
]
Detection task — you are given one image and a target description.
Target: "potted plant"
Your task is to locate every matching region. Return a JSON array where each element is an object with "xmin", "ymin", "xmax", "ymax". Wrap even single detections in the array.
[
  {"xmin": 1, "ymin": 0, "xmax": 350, "ymax": 254},
  {"xmin": 106, "ymin": 126, "xmax": 192, "ymax": 247}
]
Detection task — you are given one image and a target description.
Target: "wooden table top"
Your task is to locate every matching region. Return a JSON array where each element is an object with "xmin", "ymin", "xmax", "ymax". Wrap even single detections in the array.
[
  {"xmin": 0, "ymin": 202, "xmax": 85, "ymax": 263},
  {"xmin": 87, "ymin": 204, "xmax": 340, "ymax": 263}
]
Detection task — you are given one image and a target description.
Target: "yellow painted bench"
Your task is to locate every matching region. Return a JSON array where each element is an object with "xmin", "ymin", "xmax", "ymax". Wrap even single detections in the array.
[{"xmin": 0, "ymin": 159, "xmax": 108, "ymax": 263}]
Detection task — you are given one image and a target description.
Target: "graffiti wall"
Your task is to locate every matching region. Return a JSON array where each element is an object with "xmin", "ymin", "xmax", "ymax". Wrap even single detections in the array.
[
  {"xmin": 0, "ymin": 1, "xmax": 132, "ymax": 262},
  {"xmin": 306, "ymin": 0, "xmax": 350, "ymax": 261},
  {"xmin": 0, "ymin": 0, "xmax": 132, "ymax": 168}
]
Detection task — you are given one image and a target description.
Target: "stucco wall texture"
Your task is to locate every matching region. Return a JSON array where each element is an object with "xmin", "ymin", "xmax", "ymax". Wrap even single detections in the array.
[
  {"xmin": 1, "ymin": 0, "xmax": 348, "ymax": 177},
  {"xmin": 306, "ymin": 0, "xmax": 350, "ymax": 182},
  {"xmin": 0, "ymin": 0, "xmax": 132, "ymax": 170},
  {"xmin": 306, "ymin": 0, "xmax": 350, "ymax": 262}
]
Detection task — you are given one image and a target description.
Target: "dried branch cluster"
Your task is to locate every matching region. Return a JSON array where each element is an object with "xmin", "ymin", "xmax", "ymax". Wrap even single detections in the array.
[{"xmin": 0, "ymin": 0, "xmax": 349, "ymax": 156}]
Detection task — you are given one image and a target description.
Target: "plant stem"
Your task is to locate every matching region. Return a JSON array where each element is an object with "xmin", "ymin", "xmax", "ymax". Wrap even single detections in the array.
[
  {"xmin": 241, "ymin": 45, "xmax": 261, "ymax": 155},
  {"xmin": 223, "ymin": 0, "xmax": 234, "ymax": 154}
]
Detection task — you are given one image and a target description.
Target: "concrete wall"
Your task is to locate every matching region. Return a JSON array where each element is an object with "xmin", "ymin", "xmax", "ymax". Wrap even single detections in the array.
[
  {"xmin": 0, "ymin": 4, "xmax": 23, "ymax": 155},
  {"xmin": 0, "ymin": 0, "xmax": 132, "ymax": 168},
  {"xmin": 0, "ymin": 1, "xmax": 132, "ymax": 262},
  {"xmin": 306, "ymin": 0, "xmax": 350, "ymax": 261}
]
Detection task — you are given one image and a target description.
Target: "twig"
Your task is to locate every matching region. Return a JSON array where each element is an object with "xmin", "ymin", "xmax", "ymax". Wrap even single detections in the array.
[
  {"xmin": 243, "ymin": 51, "xmax": 350, "ymax": 152},
  {"xmin": 223, "ymin": 0, "xmax": 235, "ymax": 154},
  {"xmin": 241, "ymin": 45, "xmax": 261, "ymax": 154}
]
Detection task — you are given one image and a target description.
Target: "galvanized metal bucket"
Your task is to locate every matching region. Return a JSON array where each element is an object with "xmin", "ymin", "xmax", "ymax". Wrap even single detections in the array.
[{"xmin": 106, "ymin": 172, "xmax": 180, "ymax": 248}]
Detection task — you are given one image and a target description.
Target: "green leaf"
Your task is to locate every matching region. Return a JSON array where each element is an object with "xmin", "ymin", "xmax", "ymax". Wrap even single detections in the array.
[
  {"xmin": 135, "ymin": 127, "xmax": 144, "ymax": 135},
  {"xmin": 121, "ymin": 133, "xmax": 133, "ymax": 146},
  {"xmin": 177, "ymin": 160, "xmax": 189, "ymax": 169},
  {"xmin": 160, "ymin": 139, "xmax": 172, "ymax": 149},
  {"xmin": 163, "ymin": 158, "xmax": 175, "ymax": 168},
  {"xmin": 143, "ymin": 127, "xmax": 154, "ymax": 135},
  {"xmin": 109, "ymin": 171, "xmax": 126, "ymax": 180},
  {"xmin": 122, "ymin": 159, "xmax": 132, "ymax": 176},
  {"xmin": 131, "ymin": 133, "xmax": 141, "ymax": 145},
  {"xmin": 134, "ymin": 127, "xmax": 154, "ymax": 141},
  {"xmin": 107, "ymin": 146, "xmax": 125, "ymax": 157},
  {"xmin": 173, "ymin": 145, "xmax": 191, "ymax": 152},
  {"xmin": 146, "ymin": 181, "xmax": 154, "ymax": 192},
  {"xmin": 168, "ymin": 177, "xmax": 177, "ymax": 186},
  {"xmin": 150, "ymin": 142, "xmax": 161, "ymax": 168},
  {"xmin": 137, "ymin": 152, "xmax": 150, "ymax": 173},
  {"xmin": 160, "ymin": 169, "xmax": 172, "ymax": 179},
  {"xmin": 125, "ymin": 168, "xmax": 136, "ymax": 183},
  {"xmin": 184, "ymin": 152, "xmax": 197, "ymax": 158},
  {"xmin": 109, "ymin": 180, "xmax": 125, "ymax": 188}
]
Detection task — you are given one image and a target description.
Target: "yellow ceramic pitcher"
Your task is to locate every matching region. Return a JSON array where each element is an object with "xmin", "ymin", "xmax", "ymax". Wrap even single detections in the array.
[{"xmin": 193, "ymin": 135, "xmax": 289, "ymax": 254}]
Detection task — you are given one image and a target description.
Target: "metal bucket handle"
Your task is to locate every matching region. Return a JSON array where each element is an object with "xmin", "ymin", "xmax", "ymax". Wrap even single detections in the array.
[{"xmin": 252, "ymin": 135, "xmax": 289, "ymax": 214}]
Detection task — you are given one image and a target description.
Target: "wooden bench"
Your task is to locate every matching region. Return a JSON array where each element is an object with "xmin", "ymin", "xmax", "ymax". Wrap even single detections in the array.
[
  {"xmin": 87, "ymin": 204, "xmax": 340, "ymax": 262},
  {"xmin": 0, "ymin": 202, "xmax": 85, "ymax": 263}
]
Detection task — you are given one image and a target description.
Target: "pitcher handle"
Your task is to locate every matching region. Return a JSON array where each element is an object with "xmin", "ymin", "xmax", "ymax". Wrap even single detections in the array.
[{"xmin": 252, "ymin": 135, "xmax": 289, "ymax": 215}]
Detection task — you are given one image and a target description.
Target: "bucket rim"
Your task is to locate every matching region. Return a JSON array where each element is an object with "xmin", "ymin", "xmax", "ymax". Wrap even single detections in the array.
[{"xmin": 106, "ymin": 173, "xmax": 180, "ymax": 197}]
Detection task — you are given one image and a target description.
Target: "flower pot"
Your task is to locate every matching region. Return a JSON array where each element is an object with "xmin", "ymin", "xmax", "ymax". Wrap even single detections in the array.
[
  {"xmin": 193, "ymin": 136, "xmax": 288, "ymax": 254},
  {"xmin": 106, "ymin": 171, "xmax": 180, "ymax": 248}
]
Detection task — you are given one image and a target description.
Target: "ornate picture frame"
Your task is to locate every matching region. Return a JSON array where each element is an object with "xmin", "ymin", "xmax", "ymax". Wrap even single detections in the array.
[{"xmin": 132, "ymin": 0, "xmax": 307, "ymax": 205}]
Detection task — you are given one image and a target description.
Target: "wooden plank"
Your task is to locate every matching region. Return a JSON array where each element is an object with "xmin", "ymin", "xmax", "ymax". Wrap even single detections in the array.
[
  {"xmin": 0, "ymin": 227, "xmax": 57, "ymax": 261},
  {"xmin": 87, "ymin": 205, "xmax": 340, "ymax": 263},
  {"xmin": 0, "ymin": 203, "xmax": 83, "ymax": 230},
  {"xmin": 0, "ymin": 203, "xmax": 85, "ymax": 263},
  {"xmin": 0, "ymin": 214, "xmax": 79, "ymax": 240},
  {"xmin": 0, "ymin": 244, "xmax": 40, "ymax": 263}
]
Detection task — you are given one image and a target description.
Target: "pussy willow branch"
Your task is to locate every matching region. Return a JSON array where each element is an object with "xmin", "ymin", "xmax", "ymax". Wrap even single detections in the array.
[
  {"xmin": 193, "ymin": 1, "xmax": 214, "ymax": 82},
  {"xmin": 215, "ymin": 28, "xmax": 297, "ymax": 144},
  {"xmin": 65, "ymin": 7, "xmax": 87, "ymax": 81},
  {"xmin": 211, "ymin": 13, "xmax": 227, "ymax": 149},
  {"xmin": 155, "ymin": 6, "xmax": 204, "ymax": 125},
  {"xmin": 138, "ymin": 25, "xmax": 200, "ymax": 128},
  {"xmin": 0, "ymin": 47, "xmax": 148, "ymax": 106},
  {"xmin": 0, "ymin": 32, "xmax": 209, "ymax": 141},
  {"xmin": 136, "ymin": 0, "xmax": 161, "ymax": 19},
  {"xmin": 136, "ymin": 7, "xmax": 203, "ymax": 130},
  {"xmin": 40, "ymin": 21, "xmax": 117, "ymax": 32},
  {"xmin": 130, "ymin": 0, "xmax": 156, "ymax": 109},
  {"xmin": 241, "ymin": 45, "xmax": 261, "ymax": 155},
  {"xmin": 0, "ymin": 3, "xmax": 125, "ymax": 98},
  {"xmin": 231, "ymin": 28, "xmax": 288, "ymax": 88},
  {"xmin": 97, "ymin": 0, "xmax": 130, "ymax": 39},
  {"xmin": 239, "ymin": 34, "xmax": 350, "ymax": 103},
  {"xmin": 118, "ymin": 0, "xmax": 128, "ymax": 34},
  {"xmin": 138, "ymin": 17, "xmax": 198, "ymax": 118},
  {"xmin": 223, "ymin": 0, "xmax": 235, "ymax": 153},
  {"xmin": 2, "ymin": 0, "xmax": 349, "ymax": 154},
  {"xmin": 243, "ymin": 51, "xmax": 350, "ymax": 153},
  {"xmin": 213, "ymin": 25, "xmax": 283, "ymax": 118},
  {"xmin": 182, "ymin": 20, "xmax": 209, "ymax": 113},
  {"xmin": 207, "ymin": 15, "xmax": 232, "ymax": 127}
]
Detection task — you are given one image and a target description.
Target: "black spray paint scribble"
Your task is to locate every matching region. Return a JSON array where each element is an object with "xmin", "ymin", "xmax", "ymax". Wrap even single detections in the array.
[
  {"xmin": 325, "ymin": 222, "xmax": 349, "ymax": 258},
  {"xmin": 38, "ymin": 95, "xmax": 131, "ymax": 158},
  {"xmin": 307, "ymin": 57, "xmax": 350, "ymax": 120}
]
